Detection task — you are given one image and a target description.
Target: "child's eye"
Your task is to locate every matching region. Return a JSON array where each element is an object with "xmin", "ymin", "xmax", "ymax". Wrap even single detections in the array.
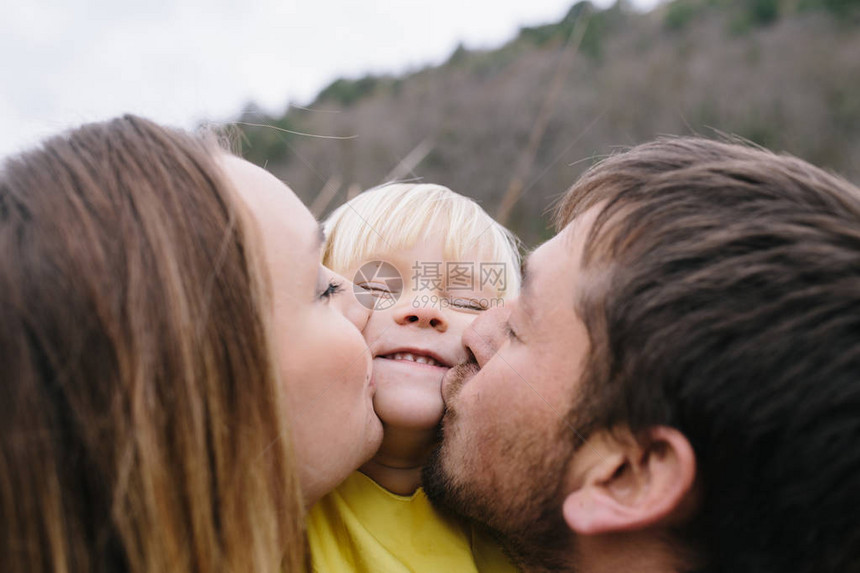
[
  {"xmin": 318, "ymin": 280, "xmax": 343, "ymax": 301},
  {"xmin": 449, "ymin": 297, "xmax": 486, "ymax": 312},
  {"xmin": 357, "ymin": 283, "xmax": 391, "ymax": 297},
  {"xmin": 504, "ymin": 321, "xmax": 520, "ymax": 341}
]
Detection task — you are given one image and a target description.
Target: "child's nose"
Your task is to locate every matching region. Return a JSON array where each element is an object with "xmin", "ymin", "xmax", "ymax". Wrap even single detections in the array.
[{"xmin": 394, "ymin": 300, "xmax": 448, "ymax": 332}]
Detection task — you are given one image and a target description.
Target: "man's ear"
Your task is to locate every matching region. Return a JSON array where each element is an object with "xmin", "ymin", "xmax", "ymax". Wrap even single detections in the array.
[{"xmin": 562, "ymin": 426, "xmax": 696, "ymax": 535}]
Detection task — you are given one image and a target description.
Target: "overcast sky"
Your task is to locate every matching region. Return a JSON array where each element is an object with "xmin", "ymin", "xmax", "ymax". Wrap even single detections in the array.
[{"xmin": 0, "ymin": 0, "xmax": 661, "ymax": 157}]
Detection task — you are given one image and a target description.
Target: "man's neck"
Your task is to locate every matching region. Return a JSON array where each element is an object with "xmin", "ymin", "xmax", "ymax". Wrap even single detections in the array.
[
  {"xmin": 508, "ymin": 530, "xmax": 687, "ymax": 573},
  {"xmin": 496, "ymin": 534, "xmax": 576, "ymax": 573}
]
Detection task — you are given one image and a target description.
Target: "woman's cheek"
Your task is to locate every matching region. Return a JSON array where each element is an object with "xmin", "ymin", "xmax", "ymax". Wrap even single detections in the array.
[
  {"xmin": 306, "ymin": 308, "xmax": 371, "ymax": 394},
  {"xmin": 334, "ymin": 314, "xmax": 373, "ymax": 385}
]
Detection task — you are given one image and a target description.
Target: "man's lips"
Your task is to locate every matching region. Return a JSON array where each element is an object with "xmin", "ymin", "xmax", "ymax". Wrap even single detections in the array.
[{"xmin": 441, "ymin": 361, "xmax": 479, "ymax": 404}]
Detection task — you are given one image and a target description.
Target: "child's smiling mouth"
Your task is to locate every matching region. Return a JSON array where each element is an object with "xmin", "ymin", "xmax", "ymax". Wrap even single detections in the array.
[
  {"xmin": 381, "ymin": 352, "xmax": 444, "ymax": 367},
  {"xmin": 376, "ymin": 348, "xmax": 452, "ymax": 370}
]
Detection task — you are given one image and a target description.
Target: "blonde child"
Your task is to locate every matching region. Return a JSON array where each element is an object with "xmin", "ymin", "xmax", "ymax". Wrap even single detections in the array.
[{"xmin": 308, "ymin": 183, "xmax": 521, "ymax": 572}]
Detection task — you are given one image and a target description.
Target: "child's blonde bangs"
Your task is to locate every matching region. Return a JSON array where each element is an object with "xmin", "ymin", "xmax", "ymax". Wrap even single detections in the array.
[{"xmin": 323, "ymin": 183, "xmax": 521, "ymax": 296}]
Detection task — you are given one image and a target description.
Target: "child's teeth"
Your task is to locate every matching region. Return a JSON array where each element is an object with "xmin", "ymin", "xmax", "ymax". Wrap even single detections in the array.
[{"xmin": 389, "ymin": 352, "xmax": 440, "ymax": 366}]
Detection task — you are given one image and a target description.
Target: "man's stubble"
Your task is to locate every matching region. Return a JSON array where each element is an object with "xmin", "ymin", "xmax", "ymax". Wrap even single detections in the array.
[{"xmin": 423, "ymin": 361, "xmax": 583, "ymax": 571}]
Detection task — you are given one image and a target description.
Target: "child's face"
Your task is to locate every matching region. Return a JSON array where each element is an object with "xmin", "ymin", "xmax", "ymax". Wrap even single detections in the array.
[{"xmin": 352, "ymin": 236, "xmax": 502, "ymax": 433}]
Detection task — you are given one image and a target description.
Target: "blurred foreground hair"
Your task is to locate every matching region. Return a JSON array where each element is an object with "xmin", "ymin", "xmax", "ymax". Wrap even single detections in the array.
[{"xmin": 0, "ymin": 116, "xmax": 304, "ymax": 572}]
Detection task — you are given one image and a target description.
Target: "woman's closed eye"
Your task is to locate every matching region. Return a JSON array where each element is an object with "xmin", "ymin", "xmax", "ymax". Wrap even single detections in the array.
[{"xmin": 318, "ymin": 279, "xmax": 344, "ymax": 301}]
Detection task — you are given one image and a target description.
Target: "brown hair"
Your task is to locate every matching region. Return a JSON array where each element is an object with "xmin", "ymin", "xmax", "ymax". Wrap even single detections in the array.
[
  {"xmin": 0, "ymin": 116, "xmax": 305, "ymax": 572},
  {"xmin": 555, "ymin": 137, "xmax": 860, "ymax": 572}
]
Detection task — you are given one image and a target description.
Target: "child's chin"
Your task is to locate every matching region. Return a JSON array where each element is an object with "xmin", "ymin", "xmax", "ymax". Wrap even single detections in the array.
[{"xmin": 375, "ymin": 404, "xmax": 445, "ymax": 432}]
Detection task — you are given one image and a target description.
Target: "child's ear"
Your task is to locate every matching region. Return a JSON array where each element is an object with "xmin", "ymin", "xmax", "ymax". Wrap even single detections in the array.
[{"xmin": 562, "ymin": 426, "xmax": 697, "ymax": 535}]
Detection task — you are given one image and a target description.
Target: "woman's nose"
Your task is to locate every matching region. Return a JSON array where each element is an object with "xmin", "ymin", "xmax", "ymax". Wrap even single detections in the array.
[{"xmin": 332, "ymin": 273, "xmax": 371, "ymax": 330}]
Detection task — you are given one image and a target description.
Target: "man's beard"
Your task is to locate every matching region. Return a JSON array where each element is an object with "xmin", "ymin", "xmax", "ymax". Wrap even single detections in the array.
[{"xmin": 422, "ymin": 361, "xmax": 582, "ymax": 571}]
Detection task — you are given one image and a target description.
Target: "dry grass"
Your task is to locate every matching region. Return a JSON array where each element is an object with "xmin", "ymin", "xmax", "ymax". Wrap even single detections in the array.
[{"xmin": 233, "ymin": 4, "xmax": 860, "ymax": 246}]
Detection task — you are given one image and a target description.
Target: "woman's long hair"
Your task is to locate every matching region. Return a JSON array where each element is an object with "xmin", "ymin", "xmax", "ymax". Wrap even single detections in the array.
[{"xmin": 0, "ymin": 115, "xmax": 305, "ymax": 572}]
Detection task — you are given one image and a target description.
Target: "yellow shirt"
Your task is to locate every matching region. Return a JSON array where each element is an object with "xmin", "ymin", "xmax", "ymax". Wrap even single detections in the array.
[{"xmin": 308, "ymin": 471, "xmax": 518, "ymax": 572}]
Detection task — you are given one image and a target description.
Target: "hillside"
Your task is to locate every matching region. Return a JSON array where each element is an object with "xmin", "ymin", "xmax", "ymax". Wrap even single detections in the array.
[{"xmin": 229, "ymin": 0, "xmax": 860, "ymax": 246}]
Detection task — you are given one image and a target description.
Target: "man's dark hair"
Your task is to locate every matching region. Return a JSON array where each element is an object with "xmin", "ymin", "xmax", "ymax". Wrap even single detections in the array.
[{"xmin": 556, "ymin": 137, "xmax": 860, "ymax": 573}]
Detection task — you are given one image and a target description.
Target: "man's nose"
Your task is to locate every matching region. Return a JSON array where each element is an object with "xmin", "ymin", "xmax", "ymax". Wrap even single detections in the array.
[{"xmin": 463, "ymin": 304, "xmax": 511, "ymax": 367}]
